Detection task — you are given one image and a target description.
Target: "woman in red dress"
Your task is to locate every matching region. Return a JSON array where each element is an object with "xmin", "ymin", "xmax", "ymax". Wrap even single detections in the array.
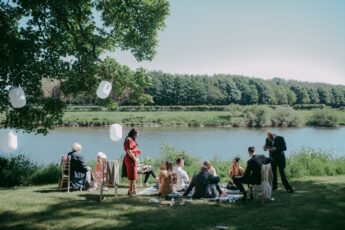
[{"xmin": 123, "ymin": 128, "xmax": 142, "ymax": 195}]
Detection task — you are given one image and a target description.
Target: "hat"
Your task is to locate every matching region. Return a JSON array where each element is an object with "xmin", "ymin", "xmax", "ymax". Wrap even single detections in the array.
[{"xmin": 97, "ymin": 152, "xmax": 107, "ymax": 159}]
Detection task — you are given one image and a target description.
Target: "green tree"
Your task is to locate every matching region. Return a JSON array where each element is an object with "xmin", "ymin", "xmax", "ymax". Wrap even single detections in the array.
[{"xmin": 0, "ymin": 0, "xmax": 169, "ymax": 134}]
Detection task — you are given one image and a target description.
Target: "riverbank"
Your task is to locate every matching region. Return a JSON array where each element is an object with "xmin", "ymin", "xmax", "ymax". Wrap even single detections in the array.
[
  {"xmin": 60, "ymin": 105, "xmax": 345, "ymax": 128},
  {"xmin": 0, "ymin": 175, "xmax": 344, "ymax": 230}
]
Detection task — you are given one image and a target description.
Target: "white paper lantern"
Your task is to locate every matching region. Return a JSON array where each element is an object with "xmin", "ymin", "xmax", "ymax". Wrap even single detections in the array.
[
  {"xmin": 0, "ymin": 130, "xmax": 18, "ymax": 153},
  {"xmin": 96, "ymin": 81, "xmax": 112, "ymax": 99},
  {"xmin": 9, "ymin": 87, "xmax": 26, "ymax": 108},
  {"xmin": 110, "ymin": 124, "xmax": 122, "ymax": 141}
]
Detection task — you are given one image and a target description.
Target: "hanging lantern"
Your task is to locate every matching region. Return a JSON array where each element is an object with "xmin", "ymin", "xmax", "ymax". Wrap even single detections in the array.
[
  {"xmin": 0, "ymin": 130, "xmax": 18, "ymax": 153},
  {"xmin": 9, "ymin": 87, "xmax": 26, "ymax": 108},
  {"xmin": 110, "ymin": 124, "xmax": 122, "ymax": 141},
  {"xmin": 96, "ymin": 81, "xmax": 112, "ymax": 99}
]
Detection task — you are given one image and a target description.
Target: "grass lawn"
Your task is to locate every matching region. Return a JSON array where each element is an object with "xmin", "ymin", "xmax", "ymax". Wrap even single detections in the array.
[{"xmin": 0, "ymin": 176, "xmax": 344, "ymax": 230}]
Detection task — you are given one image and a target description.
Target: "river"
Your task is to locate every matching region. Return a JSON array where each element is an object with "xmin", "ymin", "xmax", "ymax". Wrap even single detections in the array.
[{"xmin": 1, "ymin": 127, "xmax": 344, "ymax": 164}]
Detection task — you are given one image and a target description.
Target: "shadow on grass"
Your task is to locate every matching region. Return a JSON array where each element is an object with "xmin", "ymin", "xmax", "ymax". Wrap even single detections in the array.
[{"xmin": 1, "ymin": 179, "xmax": 345, "ymax": 230}]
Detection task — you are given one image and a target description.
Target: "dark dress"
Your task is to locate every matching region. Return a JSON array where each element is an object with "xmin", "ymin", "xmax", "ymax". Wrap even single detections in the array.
[{"xmin": 67, "ymin": 151, "xmax": 87, "ymax": 189}]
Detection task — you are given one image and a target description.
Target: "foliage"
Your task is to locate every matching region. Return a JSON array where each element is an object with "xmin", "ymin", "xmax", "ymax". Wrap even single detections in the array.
[
  {"xmin": 28, "ymin": 163, "xmax": 60, "ymax": 185},
  {"xmin": 271, "ymin": 106, "xmax": 303, "ymax": 127},
  {"xmin": 0, "ymin": 0, "xmax": 169, "ymax": 134},
  {"xmin": 286, "ymin": 148, "xmax": 345, "ymax": 178},
  {"xmin": 309, "ymin": 108, "xmax": 339, "ymax": 127},
  {"xmin": 0, "ymin": 154, "xmax": 37, "ymax": 187},
  {"xmin": 144, "ymin": 72, "xmax": 345, "ymax": 107},
  {"xmin": 155, "ymin": 145, "xmax": 201, "ymax": 176},
  {"xmin": 244, "ymin": 105, "xmax": 273, "ymax": 127}
]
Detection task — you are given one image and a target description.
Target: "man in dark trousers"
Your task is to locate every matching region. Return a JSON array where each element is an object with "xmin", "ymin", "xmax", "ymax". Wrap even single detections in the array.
[
  {"xmin": 233, "ymin": 146, "xmax": 273, "ymax": 200},
  {"xmin": 183, "ymin": 165, "xmax": 220, "ymax": 199},
  {"xmin": 264, "ymin": 132, "xmax": 294, "ymax": 193}
]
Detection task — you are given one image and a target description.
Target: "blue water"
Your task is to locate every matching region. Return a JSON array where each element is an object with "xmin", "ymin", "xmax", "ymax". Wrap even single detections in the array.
[{"xmin": 1, "ymin": 127, "xmax": 344, "ymax": 164}]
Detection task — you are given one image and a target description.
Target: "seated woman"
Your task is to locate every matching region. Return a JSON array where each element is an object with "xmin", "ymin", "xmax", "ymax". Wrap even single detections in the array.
[
  {"xmin": 67, "ymin": 142, "xmax": 88, "ymax": 190},
  {"xmin": 227, "ymin": 156, "xmax": 244, "ymax": 189},
  {"xmin": 203, "ymin": 161, "xmax": 223, "ymax": 196},
  {"xmin": 158, "ymin": 161, "xmax": 177, "ymax": 197},
  {"xmin": 93, "ymin": 152, "xmax": 107, "ymax": 189},
  {"xmin": 137, "ymin": 163, "xmax": 158, "ymax": 187}
]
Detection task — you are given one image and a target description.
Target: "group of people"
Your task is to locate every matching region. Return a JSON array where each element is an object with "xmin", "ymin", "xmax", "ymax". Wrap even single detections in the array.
[
  {"xmin": 66, "ymin": 128, "xmax": 294, "ymax": 200},
  {"xmin": 122, "ymin": 128, "xmax": 294, "ymax": 200}
]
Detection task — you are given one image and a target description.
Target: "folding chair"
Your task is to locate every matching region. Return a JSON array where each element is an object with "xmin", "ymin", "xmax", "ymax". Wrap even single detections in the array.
[
  {"xmin": 58, "ymin": 155, "xmax": 71, "ymax": 193},
  {"xmin": 100, "ymin": 159, "xmax": 120, "ymax": 201}
]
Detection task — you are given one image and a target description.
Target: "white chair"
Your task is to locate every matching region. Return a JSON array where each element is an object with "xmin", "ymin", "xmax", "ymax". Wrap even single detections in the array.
[{"xmin": 249, "ymin": 163, "xmax": 273, "ymax": 203}]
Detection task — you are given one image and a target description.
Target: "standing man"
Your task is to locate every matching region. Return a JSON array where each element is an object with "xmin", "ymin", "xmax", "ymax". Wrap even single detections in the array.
[{"xmin": 264, "ymin": 132, "xmax": 294, "ymax": 193}]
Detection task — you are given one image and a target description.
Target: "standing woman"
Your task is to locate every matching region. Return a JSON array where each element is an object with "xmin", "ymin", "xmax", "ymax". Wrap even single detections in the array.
[{"xmin": 123, "ymin": 128, "xmax": 142, "ymax": 196}]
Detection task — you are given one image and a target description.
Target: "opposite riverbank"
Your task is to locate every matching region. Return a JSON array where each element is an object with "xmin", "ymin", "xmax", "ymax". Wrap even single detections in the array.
[{"xmin": 60, "ymin": 105, "xmax": 345, "ymax": 128}]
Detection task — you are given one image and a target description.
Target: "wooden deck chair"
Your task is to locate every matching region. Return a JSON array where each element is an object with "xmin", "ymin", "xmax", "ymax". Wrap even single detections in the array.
[
  {"xmin": 100, "ymin": 159, "xmax": 120, "ymax": 201},
  {"xmin": 58, "ymin": 155, "xmax": 71, "ymax": 193}
]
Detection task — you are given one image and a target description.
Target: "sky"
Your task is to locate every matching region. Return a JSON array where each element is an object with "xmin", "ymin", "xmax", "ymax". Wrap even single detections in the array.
[{"xmin": 107, "ymin": 0, "xmax": 345, "ymax": 86}]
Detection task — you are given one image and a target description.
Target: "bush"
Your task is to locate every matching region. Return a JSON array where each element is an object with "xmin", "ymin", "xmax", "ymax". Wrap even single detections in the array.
[
  {"xmin": 244, "ymin": 105, "xmax": 273, "ymax": 127},
  {"xmin": 0, "ymin": 154, "xmax": 37, "ymax": 187},
  {"xmin": 309, "ymin": 109, "xmax": 339, "ymax": 127},
  {"xmin": 293, "ymin": 104, "xmax": 326, "ymax": 110},
  {"xmin": 28, "ymin": 164, "xmax": 60, "ymax": 185},
  {"xmin": 286, "ymin": 148, "xmax": 345, "ymax": 178},
  {"xmin": 271, "ymin": 106, "xmax": 302, "ymax": 127}
]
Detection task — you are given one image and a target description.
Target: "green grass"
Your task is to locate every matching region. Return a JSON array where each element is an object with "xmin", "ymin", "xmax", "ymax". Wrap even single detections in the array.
[{"xmin": 0, "ymin": 176, "xmax": 344, "ymax": 230}]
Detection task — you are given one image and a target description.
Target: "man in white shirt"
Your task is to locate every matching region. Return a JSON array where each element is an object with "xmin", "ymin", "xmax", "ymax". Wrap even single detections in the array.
[{"xmin": 174, "ymin": 158, "xmax": 189, "ymax": 192}]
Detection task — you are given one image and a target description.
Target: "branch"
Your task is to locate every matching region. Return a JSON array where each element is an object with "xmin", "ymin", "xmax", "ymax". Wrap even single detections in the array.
[{"xmin": 76, "ymin": 4, "xmax": 103, "ymax": 63}]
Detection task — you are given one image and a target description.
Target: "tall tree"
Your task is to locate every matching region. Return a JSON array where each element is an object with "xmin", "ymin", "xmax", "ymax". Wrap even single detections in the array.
[{"xmin": 0, "ymin": 0, "xmax": 169, "ymax": 134}]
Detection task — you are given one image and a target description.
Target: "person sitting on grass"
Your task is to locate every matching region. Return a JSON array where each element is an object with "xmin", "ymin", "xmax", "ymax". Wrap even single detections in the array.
[
  {"xmin": 174, "ymin": 158, "xmax": 189, "ymax": 192},
  {"xmin": 183, "ymin": 165, "xmax": 220, "ymax": 199},
  {"xmin": 158, "ymin": 161, "xmax": 177, "ymax": 197},
  {"xmin": 137, "ymin": 162, "xmax": 158, "ymax": 187},
  {"xmin": 203, "ymin": 161, "xmax": 223, "ymax": 196},
  {"xmin": 227, "ymin": 156, "xmax": 244, "ymax": 189}
]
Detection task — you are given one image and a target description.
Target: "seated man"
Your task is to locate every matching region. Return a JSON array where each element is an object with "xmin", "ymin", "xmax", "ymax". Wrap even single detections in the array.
[
  {"xmin": 174, "ymin": 158, "xmax": 189, "ymax": 192},
  {"xmin": 233, "ymin": 146, "xmax": 273, "ymax": 200},
  {"xmin": 67, "ymin": 142, "xmax": 88, "ymax": 190},
  {"xmin": 183, "ymin": 165, "xmax": 220, "ymax": 199}
]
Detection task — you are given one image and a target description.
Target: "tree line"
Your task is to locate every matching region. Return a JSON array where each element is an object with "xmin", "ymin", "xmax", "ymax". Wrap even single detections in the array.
[{"xmin": 142, "ymin": 71, "xmax": 345, "ymax": 107}]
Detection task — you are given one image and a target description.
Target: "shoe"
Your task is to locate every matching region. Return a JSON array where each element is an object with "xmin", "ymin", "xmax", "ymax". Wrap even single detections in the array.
[{"xmin": 287, "ymin": 188, "xmax": 294, "ymax": 193}]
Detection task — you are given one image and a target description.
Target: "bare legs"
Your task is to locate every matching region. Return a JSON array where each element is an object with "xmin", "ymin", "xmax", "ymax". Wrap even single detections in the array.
[{"xmin": 128, "ymin": 180, "xmax": 137, "ymax": 195}]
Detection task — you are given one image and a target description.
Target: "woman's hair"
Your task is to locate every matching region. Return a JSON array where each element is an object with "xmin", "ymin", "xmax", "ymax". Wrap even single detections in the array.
[
  {"xmin": 127, "ymin": 128, "xmax": 138, "ymax": 140},
  {"xmin": 165, "ymin": 161, "xmax": 173, "ymax": 171},
  {"xmin": 72, "ymin": 142, "xmax": 82, "ymax": 152},
  {"xmin": 203, "ymin": 160, "xmax": 211, "ymax": 168}
]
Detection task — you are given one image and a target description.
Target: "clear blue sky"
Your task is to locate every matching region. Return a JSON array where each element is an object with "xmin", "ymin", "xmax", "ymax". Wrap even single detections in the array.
[{"xmin": 108, "ymin": 0, "xmax": 345, "ymax": 85}]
